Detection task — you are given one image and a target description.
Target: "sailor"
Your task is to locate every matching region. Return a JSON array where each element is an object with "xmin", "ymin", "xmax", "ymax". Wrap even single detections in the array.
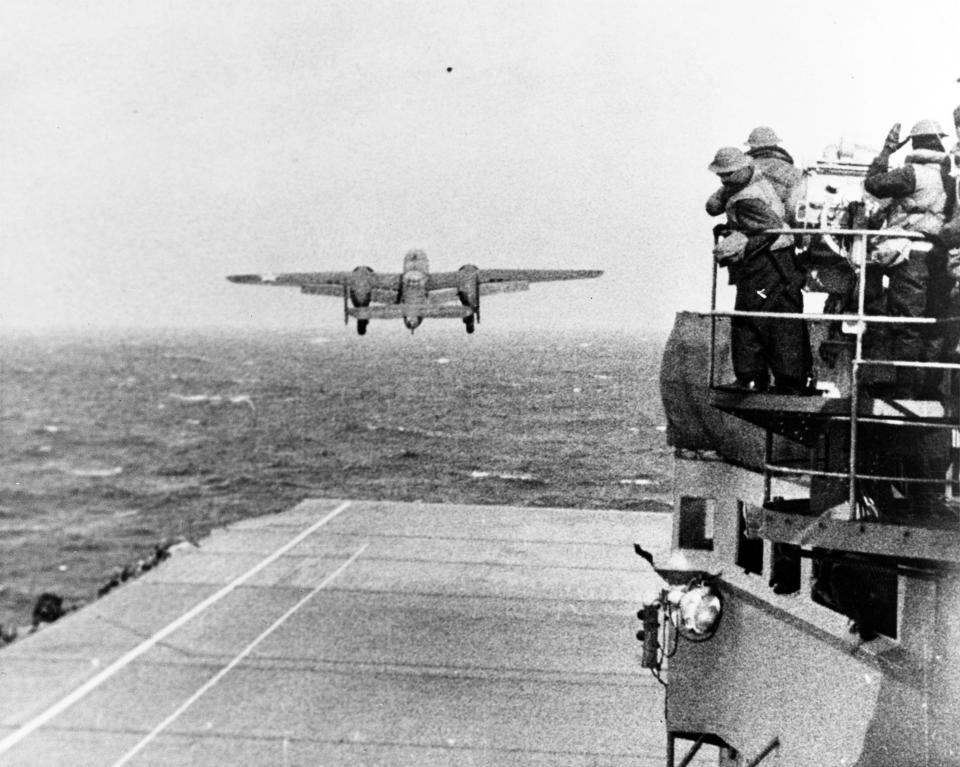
[
  {"xmin": 938, "ymin": 106, "xmax": 960, "ymax": 363},
  {"xmin": 859, "ymin": 120, "xmax": 955, "ymax": 521},
  {"xmin": 706, "ymin": 146, "xmax": 812, "ymax": 394},
  {"xmin": 864, "ymin": 119, "xmax": 951, "ymax": 398},
  {"xmin": 744, "ymin": 126, "xmax": 803, "ymax": 217}
]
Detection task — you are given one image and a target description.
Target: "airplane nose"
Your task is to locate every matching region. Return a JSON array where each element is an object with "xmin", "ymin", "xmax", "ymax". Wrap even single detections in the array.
[{"xmin": 404, "ymin": 317, "xmax": 423, "ymax": 331}]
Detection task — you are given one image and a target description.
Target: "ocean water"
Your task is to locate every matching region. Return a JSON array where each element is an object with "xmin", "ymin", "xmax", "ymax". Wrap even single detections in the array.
[{"xmin": 0, "ymin": 327, "xmax": 669, "ymax": 629}]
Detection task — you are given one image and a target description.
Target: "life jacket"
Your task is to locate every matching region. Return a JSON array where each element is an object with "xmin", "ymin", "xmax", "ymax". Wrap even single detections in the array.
[
  {"xmin": 724, "ymin": 169, "xmax": 794, "ymax": 250},
  {"xmin": 884, "ymin": 150, "xmax": 947, "ymax": 236}
]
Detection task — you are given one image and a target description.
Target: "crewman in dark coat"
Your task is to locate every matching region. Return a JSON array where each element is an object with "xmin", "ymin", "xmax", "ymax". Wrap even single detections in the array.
[
  {"xmin": 862, "ymin": 120, "xmax": 955, "ymax": 522},
  {"xmin": 745, "ymin": 126, "xmax": 803, "ymax": 218},
  {"xmin": 864, "ymin": 119, "xmax": 950, "ymax": 397},
  {"xmin": 939, "ymin": 107, "xmax": 960, "ymax": 364},
  {"xmin": 706, "ymin": 146, "xmax": 812, "ymax": 394}
]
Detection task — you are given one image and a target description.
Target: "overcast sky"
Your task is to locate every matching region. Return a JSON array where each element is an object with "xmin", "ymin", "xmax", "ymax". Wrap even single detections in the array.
[{"xmin": 4, "ymin": 1, "xmax": 960, "ymax": 333}]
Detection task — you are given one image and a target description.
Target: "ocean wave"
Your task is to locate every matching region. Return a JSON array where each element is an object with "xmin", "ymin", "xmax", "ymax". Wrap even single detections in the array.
[
  {"xmin": 61, "ymin": 465, "xmax": 124, "ymax": 478},
  {"xmin": 112, "ymin": 434, "xmax": 165, "ymax": 449},
  {"xmin": 162, "ymin": 354, "xmax": 210, "ymax": 363},
  {"xmin": 469, "ymin": 470, "xmax": 540, "ymax": 482},
  {"xmin": 36, "ymin": 425, "xmax": 67, "ymax": 434},
  {"xmin": 364, "ymin": 422, "xmax": 456, "ymax": 439},
  {"xmin": 0, "ymin": 328, "xmax": 669, "ymax": 629},
  {"xmin": 168, "ymin": 393, "xmax": 255, "ymax": 410}
]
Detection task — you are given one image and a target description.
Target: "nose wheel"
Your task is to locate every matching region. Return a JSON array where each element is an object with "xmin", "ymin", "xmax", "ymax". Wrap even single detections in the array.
[
  {"xmin": 464, "ymin": 315, "xmax": 475, "ymax": 334},
  {"xmin": 356, "ymin": 319, "xmax": 369, "ymax": 336}
]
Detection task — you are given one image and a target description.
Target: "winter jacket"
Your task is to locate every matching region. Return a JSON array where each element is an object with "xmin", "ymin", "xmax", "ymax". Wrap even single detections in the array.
[
  {"xmin": 707, "ymin": 167, "xmax": 793, "ymax": 252},
  {"xmin": 747, "ymin": 145, "xmax": 803, "ymax": 212},
  {"xmin": 864, "ymin": 149, "xmax": 947, "ymax": 236}
]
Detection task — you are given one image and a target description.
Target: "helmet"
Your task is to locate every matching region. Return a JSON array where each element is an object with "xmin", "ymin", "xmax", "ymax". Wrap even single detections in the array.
[
  {"xmin": 745, "ymin": 126, "xmax": 782, "ymax": 148},
  {"xmin": 908, "ymin": 118, "xmax": 948, "ymax": 138},
  {"xmin": 708, "ymin": 146, "xmax": 753, "ymax": 174}
]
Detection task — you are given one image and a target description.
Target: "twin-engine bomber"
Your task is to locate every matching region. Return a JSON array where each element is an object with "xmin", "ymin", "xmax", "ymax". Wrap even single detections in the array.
[{"xmin": 227, "ymin": 249, "xmax": 602, "ymax": 334}]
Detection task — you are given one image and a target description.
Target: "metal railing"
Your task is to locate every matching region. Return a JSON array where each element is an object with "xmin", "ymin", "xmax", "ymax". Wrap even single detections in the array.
[{"xmin": 709, "ymin": 228, "xmax": 960, "ymax": 521}]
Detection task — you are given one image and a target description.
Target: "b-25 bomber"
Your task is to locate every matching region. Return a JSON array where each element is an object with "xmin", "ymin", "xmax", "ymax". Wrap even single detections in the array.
[{"xmin": 227, "ymin": 249, "xmax": 603, "ymax": 335}]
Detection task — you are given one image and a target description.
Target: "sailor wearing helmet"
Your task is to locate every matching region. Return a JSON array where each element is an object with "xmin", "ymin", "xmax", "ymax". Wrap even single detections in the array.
[
  {"xmin": 744, "ymin": 126, "xmax": 803, "ymax": 213},
  {"xmin": 864, "ymin": 119, "xmax": 952, "ymax": 398},
  {"xmin": 706, "ymin": 146, "xmax": 812, "ymax": 394}
]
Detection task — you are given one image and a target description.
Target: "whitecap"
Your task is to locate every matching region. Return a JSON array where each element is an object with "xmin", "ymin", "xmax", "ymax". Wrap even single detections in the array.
[
  {"xmin": 436, "ymin": 358, "xmax": 451, "ymax": 364},
  {"xmin": 65, "ymin": 466, "xmax": 123, "ymax": 478},
  {"xmin": 470, "ymin": 470, "xmax": 538, "ymax": 482},
  {"xmin": 169, "ymin": 393, "xmax": 215, "ymax": 403},
  {"xmin": 619, "ymin": 478, "xmax": 655, "ymax": 486},
  {"xmin": 169, "ymin": 393, "xmax": 255, "ymax": 410},
  {"xmin": 656, "ymin": 425, "xmax": 667, "ymax": 432}
]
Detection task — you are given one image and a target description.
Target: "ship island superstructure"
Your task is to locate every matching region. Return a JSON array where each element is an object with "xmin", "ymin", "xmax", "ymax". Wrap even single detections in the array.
[{"xmin": 646, "ymin": 146, "xmax": 960, "ymax": 766}]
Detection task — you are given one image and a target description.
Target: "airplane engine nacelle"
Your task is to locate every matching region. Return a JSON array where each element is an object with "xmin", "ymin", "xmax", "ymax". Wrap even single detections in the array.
[
  {"xmin": 457, "ymin": 264, "xmax": 480, "ymax": 312},
  {"xmin": 349, "ymin": 265, "xmax": 375, "ymax": 306}
]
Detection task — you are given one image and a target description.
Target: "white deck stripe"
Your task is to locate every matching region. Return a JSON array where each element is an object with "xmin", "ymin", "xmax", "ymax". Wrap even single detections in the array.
[
  {"xmin": 0, "ymin": 500, "xmax": 353, "ymax": 756},
  {"xmin": 110, "ymin": 542, "xmax": 368, "ymax": 767}
]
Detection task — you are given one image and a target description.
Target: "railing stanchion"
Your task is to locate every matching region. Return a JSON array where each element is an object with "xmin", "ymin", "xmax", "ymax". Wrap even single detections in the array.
[
  {"xmin": 848, "ymin": 233, "xmax": 868, "ymax": 518},
  {"xmin": 710, "ymin": 247, "xmax": 719, "ymax": 388}
]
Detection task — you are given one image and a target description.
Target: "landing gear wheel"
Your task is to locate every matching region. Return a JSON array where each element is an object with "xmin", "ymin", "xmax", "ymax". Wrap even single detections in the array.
[
  {"xmin": 357, "ymin": 319, "xmax": 369, "ymax": 336},
  {"xmin": 464, "ymin": 316, "xmax": 475, "ymax": 334}
]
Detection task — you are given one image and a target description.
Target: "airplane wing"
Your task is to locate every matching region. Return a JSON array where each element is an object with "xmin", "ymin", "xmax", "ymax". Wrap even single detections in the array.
[
  {"xmin": 349, "ymin": 304, "xmax": 474, "ymax": 319},
  {"xmin": 479, "ymin": 281, "xmax": 530, "ymax": 296},
  {"xmin": 477, "ymin": 269, "xmax": 603, "ymax": 284},
  {"xmin": 227, "ymin": 272, "xmax": 402, "ymax": 295},
  {"xmin": 428, "ymin": 268, "xmax": 602, "ymax": 291}
]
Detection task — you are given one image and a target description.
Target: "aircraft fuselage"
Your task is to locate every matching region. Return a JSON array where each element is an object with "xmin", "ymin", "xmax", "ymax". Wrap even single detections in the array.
[{"xmin": 401, "ymin": 250, "xmax": 430, "ymax": 330}]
